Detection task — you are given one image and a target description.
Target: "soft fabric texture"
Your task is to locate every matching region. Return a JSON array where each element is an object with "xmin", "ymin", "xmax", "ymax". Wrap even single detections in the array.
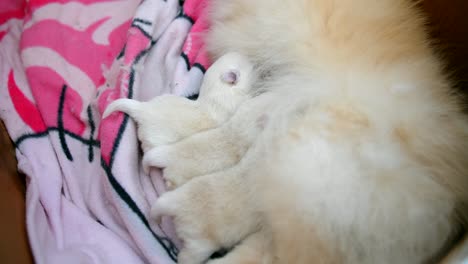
[{"xmin": 0, "ymin": 0, "xmax": 211, "ymax": 263}]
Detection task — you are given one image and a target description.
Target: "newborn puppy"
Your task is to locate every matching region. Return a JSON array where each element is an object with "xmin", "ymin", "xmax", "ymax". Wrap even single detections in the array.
[{"xmin": 102, "ymin": 52, "xmax": 255, "ymax": 154}]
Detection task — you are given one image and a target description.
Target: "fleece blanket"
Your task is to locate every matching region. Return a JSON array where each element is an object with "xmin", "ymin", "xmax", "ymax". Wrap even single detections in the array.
[{"xmin": 0, "ymin": 0, "xmax": 211, "ymax": 263}]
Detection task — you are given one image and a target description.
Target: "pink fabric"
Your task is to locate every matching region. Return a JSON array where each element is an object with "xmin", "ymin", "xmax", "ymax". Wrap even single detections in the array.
[
  {"xmin": 181, "ymin": 0, "xmax": 211, "ymax": 70},
  {"xmin": 0, "ymin": 0, "xmax": 212, "ymax": 263}
]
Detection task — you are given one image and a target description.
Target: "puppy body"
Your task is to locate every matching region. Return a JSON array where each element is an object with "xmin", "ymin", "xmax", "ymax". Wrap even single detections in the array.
[
  {"xmin": 102, "ymin": 52, "xmax": 255, "ymax": 152},
  {"xmin": 146, "ymin": 0, "xmax": 468, "ymax": 263}
]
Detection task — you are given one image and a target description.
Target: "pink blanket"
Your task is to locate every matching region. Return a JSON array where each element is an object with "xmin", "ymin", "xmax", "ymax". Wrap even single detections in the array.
[{"xmin": 0, "ymin": 0, "xmax": 211, "ymax": 263}]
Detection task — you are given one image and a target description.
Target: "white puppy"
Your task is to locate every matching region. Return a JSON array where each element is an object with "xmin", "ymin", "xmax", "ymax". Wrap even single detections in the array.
[{"xmin": 103, "ymin": 52, "xmax": 255, "ymax": 155}]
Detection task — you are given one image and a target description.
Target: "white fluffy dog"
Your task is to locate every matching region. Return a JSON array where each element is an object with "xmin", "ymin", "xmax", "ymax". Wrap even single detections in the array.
[{"xmin": 105, "ymin": 1, "xmax": 468, "ymax": 263}]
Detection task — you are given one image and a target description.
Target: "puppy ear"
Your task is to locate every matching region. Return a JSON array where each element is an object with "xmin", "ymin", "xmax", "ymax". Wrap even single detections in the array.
[{"xmin": 221, "ymin": 70, "xmax": 240, "ymax": 85}]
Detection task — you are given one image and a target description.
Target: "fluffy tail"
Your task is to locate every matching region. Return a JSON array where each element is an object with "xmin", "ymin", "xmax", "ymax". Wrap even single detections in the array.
[{"xmin": 102, "ymin": 98, "xmax": 143, "ymax": 119}]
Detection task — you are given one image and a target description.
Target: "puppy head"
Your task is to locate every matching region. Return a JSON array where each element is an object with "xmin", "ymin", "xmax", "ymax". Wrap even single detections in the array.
[{"xmin": 199, "ymin": 52, "xmax": 255, "ymax": 101}]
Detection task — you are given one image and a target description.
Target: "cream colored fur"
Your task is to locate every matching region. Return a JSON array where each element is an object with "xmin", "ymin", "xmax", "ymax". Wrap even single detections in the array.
[
  {"xmin": 108, "ymin": 0, "xmax": 468, "ymax": 263},
  {"xmin": 102, "ymin": 52, "xmax": 255, "ymax": 153}
]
